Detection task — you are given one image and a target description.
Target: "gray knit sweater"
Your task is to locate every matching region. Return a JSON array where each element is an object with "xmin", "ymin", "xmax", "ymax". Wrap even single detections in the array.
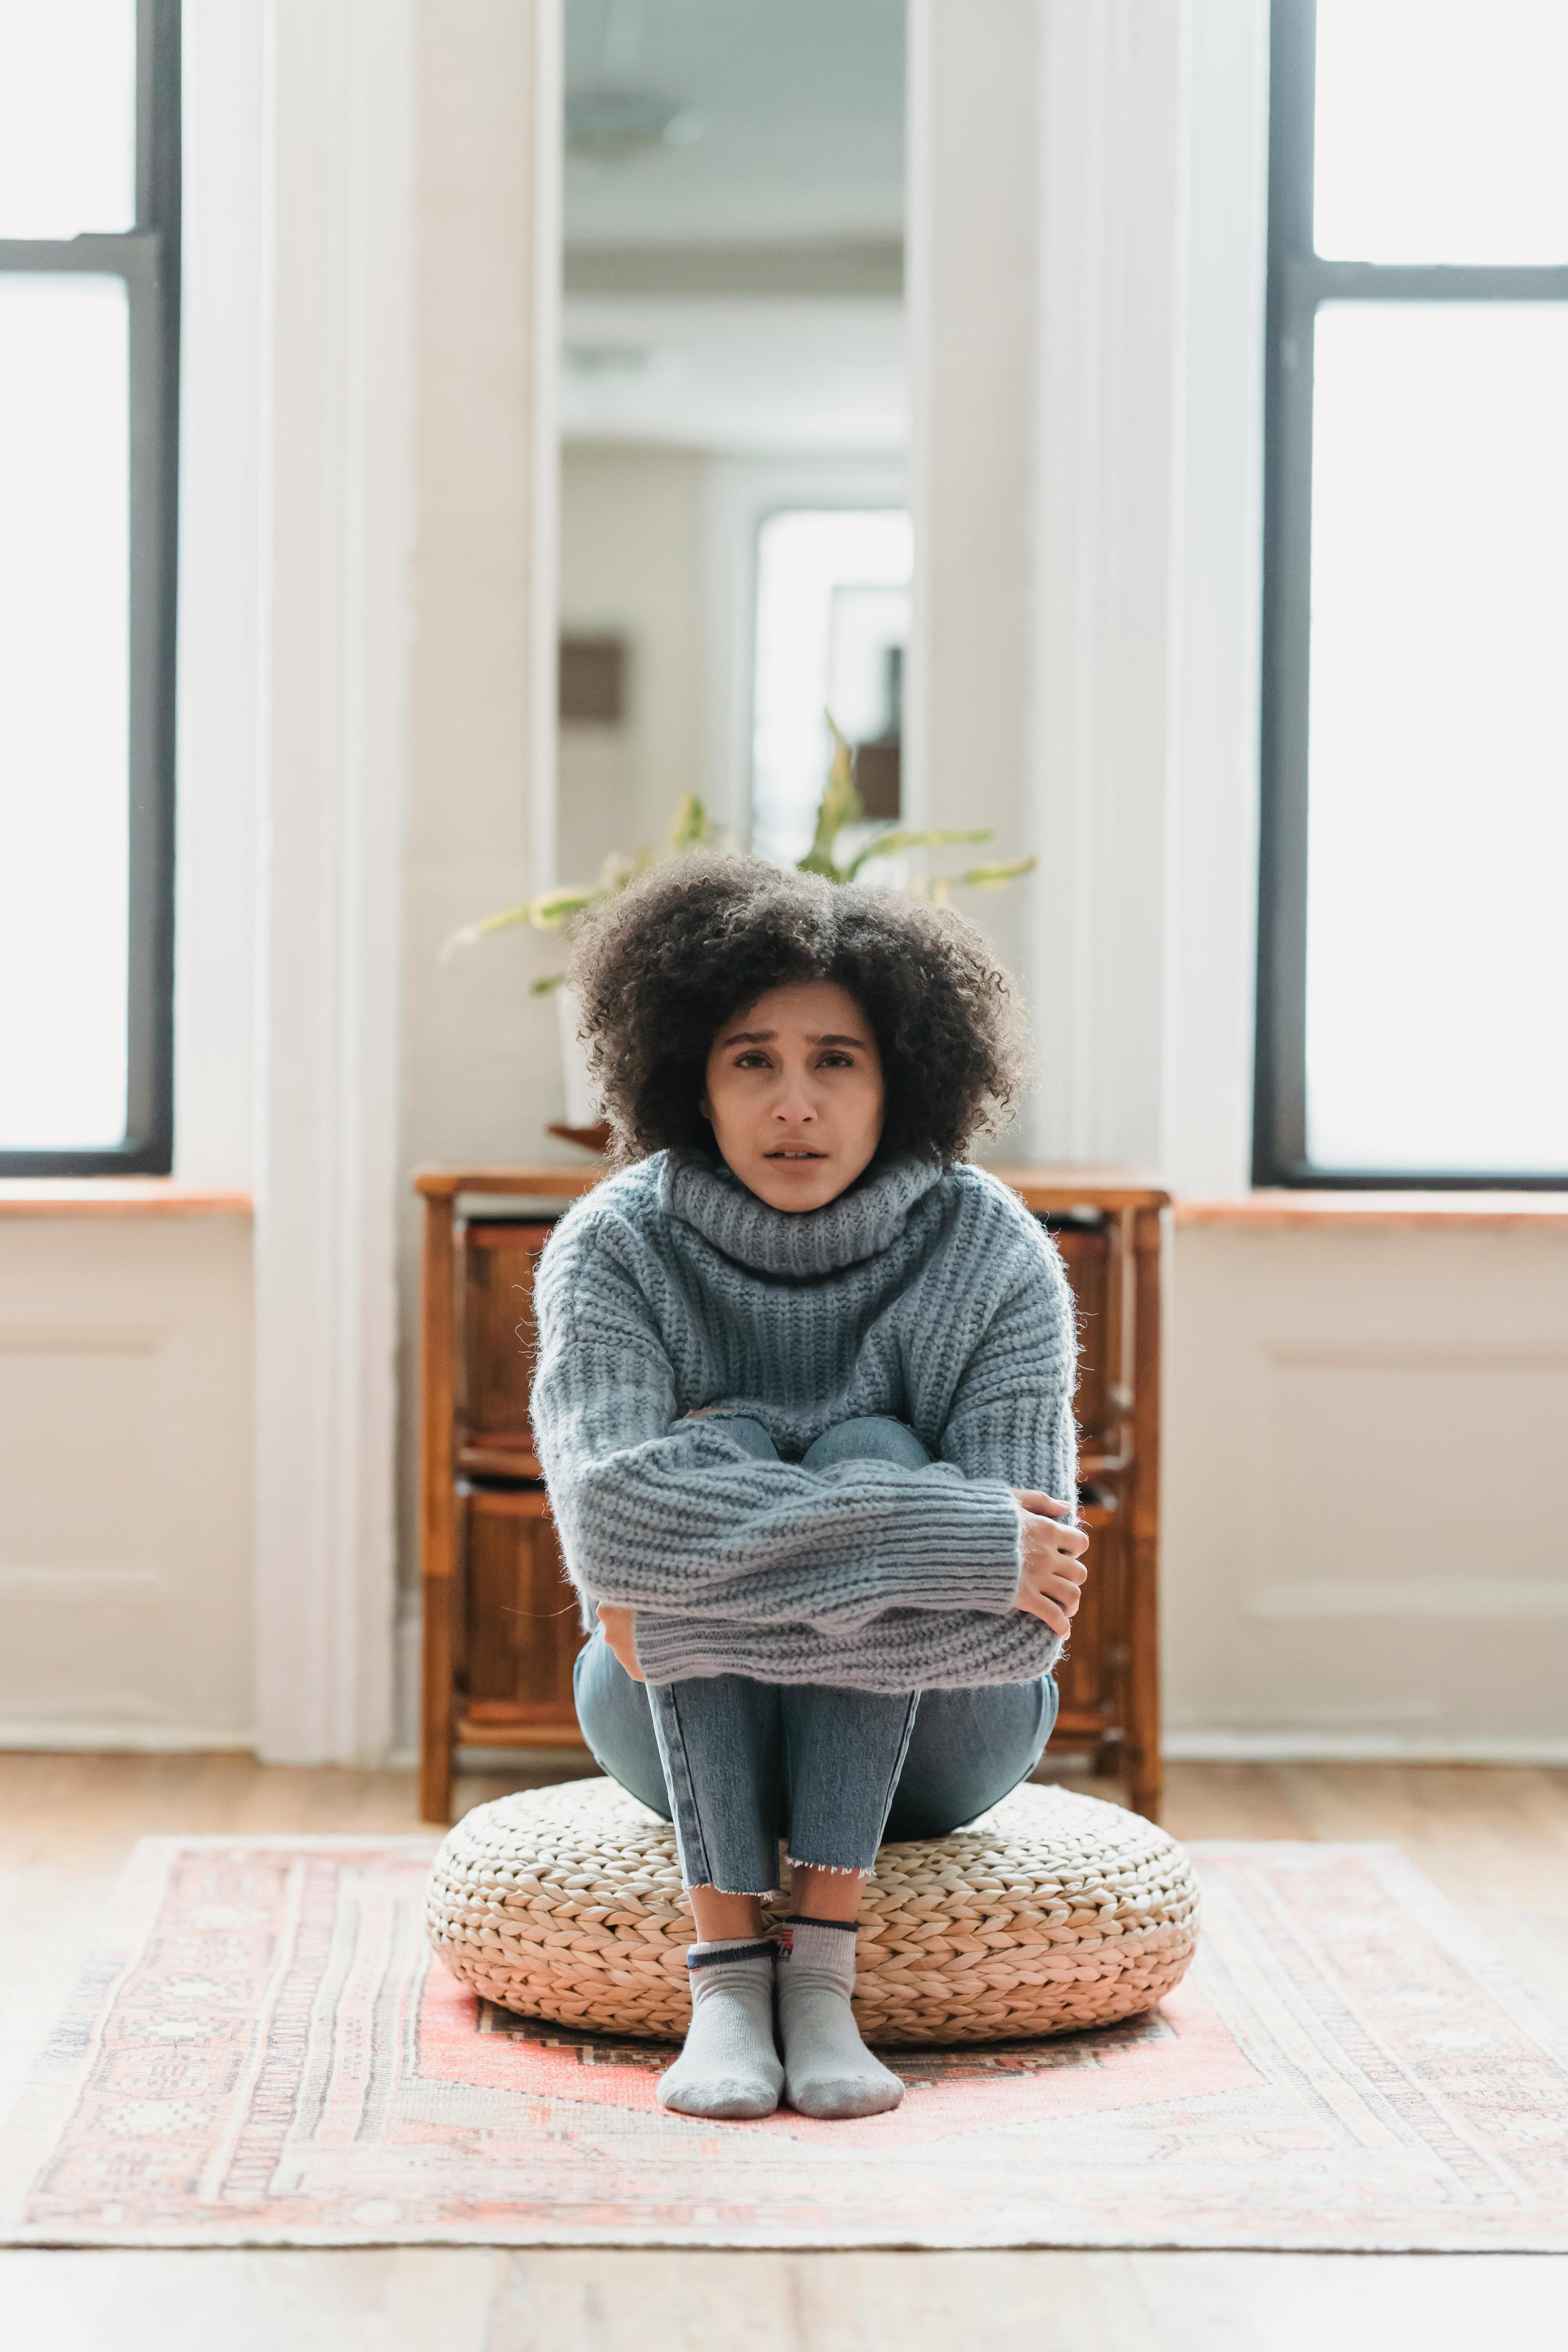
[{"xmin": 529, "ymin": 1148, "xmax": 1078, "ymax": 1693}]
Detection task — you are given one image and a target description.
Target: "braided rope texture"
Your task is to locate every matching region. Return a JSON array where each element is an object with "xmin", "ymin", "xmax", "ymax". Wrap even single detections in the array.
[{"xmin": 425, "ymin": 1779, "xmax": 1200, "ymax": 2046}]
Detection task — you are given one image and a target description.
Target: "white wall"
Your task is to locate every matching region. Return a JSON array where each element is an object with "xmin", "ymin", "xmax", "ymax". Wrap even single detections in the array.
[
  {"xmin": 394, "ymin": 0, "xmax": 566, "ymax": 1748},
  {"xmin": 0, "ymin": 4, "xmax": 267, "ymax": 1755},
  {"xmin": 905, "ymin": 0, "xmax": 1035, "ymax": 1009},
  {"xmin": 908, "ymin": 0, "xmax": 1267, "ymax": 1191},
  {"xmin": 1165, "ymin": 1217, "xmax": 1568, "ymax": 1758},
  {"xmin": 401, "ymin": 0, "xmax": 563, "ymax": 1174},
  {"xmin": 0, "ymin": 1213, "xmax": 253, "ymax": 1748},
  {"xmin": 557, "ymin": 443, "xmax": 708, "ymax": 883},
  {"xmin": 174, "ymin": 0, "xmax": 266, "ymax": 1191},
  {"xmin": 9, "ymin": 0, "xmax": 1559, "ymax": 1768},
  {"xmin": 913, "ymin": 0, "xmax": 1567, "ymax": 1759}
]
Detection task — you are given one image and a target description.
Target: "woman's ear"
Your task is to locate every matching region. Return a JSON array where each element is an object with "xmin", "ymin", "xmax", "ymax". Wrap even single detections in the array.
[{"xmin": 698, "ymin": 1093, "xmax": 711, "ymax": 1123}]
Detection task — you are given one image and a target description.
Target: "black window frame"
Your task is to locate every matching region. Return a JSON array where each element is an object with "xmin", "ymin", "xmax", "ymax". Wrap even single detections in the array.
[
  {"xmin": 0, "ymin": 0, "xmax": 180, "ymax": 1177},
  {"xmin": 1255, "ymin": 0, "xmax": 1568, "ymax": 1191}
]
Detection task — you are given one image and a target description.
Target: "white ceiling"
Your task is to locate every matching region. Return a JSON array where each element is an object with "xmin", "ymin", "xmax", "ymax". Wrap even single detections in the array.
[
  {"xmin": 561, "ymin": 295, "xmax": 906, "ymax": 454},
  {"xmin": 563, "ymin": 0, "xmax": 905, "ymax": 248}
]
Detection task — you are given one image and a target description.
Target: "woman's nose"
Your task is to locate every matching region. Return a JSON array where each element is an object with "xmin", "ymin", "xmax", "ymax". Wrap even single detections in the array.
[{"xmin": 772, "ymin": 1074, "xmax": 816, "ymax": 1122}]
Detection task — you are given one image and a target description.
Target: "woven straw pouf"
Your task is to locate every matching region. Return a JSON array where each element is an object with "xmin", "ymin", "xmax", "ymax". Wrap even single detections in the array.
[{"xmin": 425, "ymin": 1776, "xmax": 1200, "ymax": 2046}]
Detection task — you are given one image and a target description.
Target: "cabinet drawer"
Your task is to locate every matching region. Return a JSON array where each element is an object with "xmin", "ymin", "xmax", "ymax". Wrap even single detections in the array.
[
  {"xmin": 457, "ymin": 1215, "xmax": 1120, "ymax": 1465},
  {"xmin": 456, "ymin": 1486, "xmax": 586, "ymax": 1745},
  {"xmin": 1050, "ymin": 1221, "xmax": 1112, "ymax": 1447},
  {"xmin": 1050, "ymin": 1491, "xmax": 1127, "ymax": 1756},
  {"xmin": 458, "ymin": 1221, "xmax": 553, "ymax": 1475}
]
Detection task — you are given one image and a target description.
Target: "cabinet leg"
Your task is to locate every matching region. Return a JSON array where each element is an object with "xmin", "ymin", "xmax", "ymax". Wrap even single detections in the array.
[
  {"xmin": 419, "ymin": 1570, "xmax": 456, "ymax": 1825},
  {"xmin": 1128, "ymin": 1757, "xmax": 1164, "ymax": 1822},
  {"xmin": 419, "ymin": 1190, "xmax": 458, "ymax": 1825},
  {"xmin": 419, "ymin": 1722, "xmax": 454, "ymax": 1825}
]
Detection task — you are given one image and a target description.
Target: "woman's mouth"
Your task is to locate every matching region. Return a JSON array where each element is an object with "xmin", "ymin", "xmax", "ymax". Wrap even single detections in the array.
[{"xmin": 766, "ymin": 1149, "xmax": 826, "ymax": 1161}]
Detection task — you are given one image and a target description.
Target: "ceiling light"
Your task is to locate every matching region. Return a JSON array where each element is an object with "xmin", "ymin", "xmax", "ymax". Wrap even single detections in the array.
[{"xmin": 565, "ymin": 86, "xmax": 706, "ymax": 162}]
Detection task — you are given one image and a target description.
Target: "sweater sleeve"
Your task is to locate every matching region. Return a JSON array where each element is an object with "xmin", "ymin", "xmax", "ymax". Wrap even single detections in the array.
[
  {"xmin": 529, "ymin": 1219, "xmax": 1026, "ymax": 1636},
  {"xmin": 624, "ymin": 1233, "xmax": 1080, "ymax": 1688},
  {"xmin": 937, "ymin": 1241, "xmax": 1080, "ymax": 1506}
]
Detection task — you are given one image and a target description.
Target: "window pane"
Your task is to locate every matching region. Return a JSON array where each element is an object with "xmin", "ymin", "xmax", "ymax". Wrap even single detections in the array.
[
  {"xmin": 0, "ymin": 0, "xmax": 136, "ymax": 238},
  {"xmin": 751, "ymin": 509, "xmax": 911, "ymax": 867},
  {"xmin": 0, "ymin": 277, "xmax": 130, "ymax": 1151},
  {"xmin": 1314, "ymin": 0, "xmax": 1568, "ymax": 263},
  {"xmin": 1305, "ymin": 303, "xmax": 1568, "ymax": 1173}
]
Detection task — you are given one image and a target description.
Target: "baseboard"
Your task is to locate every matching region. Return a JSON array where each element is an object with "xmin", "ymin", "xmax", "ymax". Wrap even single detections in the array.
[
  {"xmin": 10, "ymin": 1722, "xmax": 1561, "ymax": 1767},
  {"xmin": 0, "ymin": 1719, "xmax": 256, "ymax": 1753},
  {"xmin": 1163, "ymin": 1730, "xmax": 1568, "ymax": 1765}
]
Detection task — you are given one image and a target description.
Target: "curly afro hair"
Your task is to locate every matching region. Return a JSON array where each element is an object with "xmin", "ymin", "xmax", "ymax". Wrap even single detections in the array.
[{"xmin": 566, "ymin": 853, "xmax": 1030, "ymax": 1167}]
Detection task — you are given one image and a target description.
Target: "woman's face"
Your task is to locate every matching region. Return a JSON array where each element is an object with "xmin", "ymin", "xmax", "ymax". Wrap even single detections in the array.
[{"xmin": 701, "ymin": 978, "xmax": 886, "ymax": 1213}]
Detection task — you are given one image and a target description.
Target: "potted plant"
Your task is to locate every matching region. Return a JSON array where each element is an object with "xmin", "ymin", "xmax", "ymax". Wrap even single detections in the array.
[{"xmin": 443, "ymin": 720, "xmax": 1036, "ymax": 1149}]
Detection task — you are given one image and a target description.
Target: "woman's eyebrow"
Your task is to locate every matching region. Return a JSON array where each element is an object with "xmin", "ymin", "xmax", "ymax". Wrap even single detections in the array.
[{"xmin": 719, "ymin": 1027, "xmax": 871, "ymax": 1050}]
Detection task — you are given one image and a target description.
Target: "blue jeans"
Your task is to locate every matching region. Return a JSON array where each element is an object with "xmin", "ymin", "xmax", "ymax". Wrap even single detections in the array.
[{"xmin": 572, "ymin": 1414, "xmax": 1058, "ymax": 1894}]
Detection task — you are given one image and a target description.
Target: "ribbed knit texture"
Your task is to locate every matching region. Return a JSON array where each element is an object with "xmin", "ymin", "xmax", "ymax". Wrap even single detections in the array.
[{"xmin": 529, "ymin": 1148, "xmax": 1078, "ymax": 1693}]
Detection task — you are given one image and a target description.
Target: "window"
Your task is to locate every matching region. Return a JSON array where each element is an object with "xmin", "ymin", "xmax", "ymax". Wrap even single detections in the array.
[
  {"xmin": 1256, "ymin": 0, "xmax": 1568, "ymax": 1187},
  {"xmin": 0, "ymin": 0, "xmax": 180, "ymax": 1175},
  {"xmin": 750, "ymin": 507, "xmax": 911, "ymax": 868}
]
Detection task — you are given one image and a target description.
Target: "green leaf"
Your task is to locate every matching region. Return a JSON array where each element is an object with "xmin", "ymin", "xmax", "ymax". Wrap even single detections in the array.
[
  {"xmin": 840, "ymin": 825, "xmax": 994, "ymax": 881},
  {"xmin": 528, "ymin": 972, "xmax": 567, "ymax": 996},
  {"xmin": 664, "ymin": 792, "xmax": 712, "ymax": 855},
  {"xmin": 797, "ymin": 713, "xmax": 865, "ymax": 877},
  {"xmin": 527, "ymin": 886, "xmax": 604, "ymax": 930},
  {"xmin": 951, "ymin": 856, "xmax": 1039, "ymax": 891},
  {"xmin": 437, "ymin": 886, "xmax": 604, "ymax": 967},
  {"xmin": 443, "ymin": 790, "xmax": 720, "ymax": 970}
]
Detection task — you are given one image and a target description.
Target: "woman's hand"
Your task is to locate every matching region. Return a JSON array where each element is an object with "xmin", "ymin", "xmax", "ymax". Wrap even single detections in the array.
[
  {"xmin": 1010, "ymin": 1492, "xmax": 1089, "ymax": 1639},
  {"xmin": 597, "ymin": 1602, "xmax": 644, "ymax": 1682}
]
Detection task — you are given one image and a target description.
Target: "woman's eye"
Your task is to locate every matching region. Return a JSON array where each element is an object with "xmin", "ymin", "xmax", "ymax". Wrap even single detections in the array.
[{"xmin": 818, "ymin": 1051, "xmax": 853, "ymax": 1069}]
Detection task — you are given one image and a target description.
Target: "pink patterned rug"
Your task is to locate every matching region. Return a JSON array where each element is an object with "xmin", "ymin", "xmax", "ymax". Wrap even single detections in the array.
[{"xmin": 3, "ymin": 1833, "xmax": 1566, "ymax": 2249}]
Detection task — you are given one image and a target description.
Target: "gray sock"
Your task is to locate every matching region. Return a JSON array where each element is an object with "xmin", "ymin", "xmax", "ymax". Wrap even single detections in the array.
[
  {"xmin": 656, "ymin": 1939, "xmax": 783, "ymax": 2121},
  {"xmin": 776, "ymin": 1915, "xmax": 905, "ymax": 2120}
]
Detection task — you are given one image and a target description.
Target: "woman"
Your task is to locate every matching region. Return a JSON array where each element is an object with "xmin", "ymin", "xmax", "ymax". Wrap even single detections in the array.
[{"xmin": 531, "ymin": 856, "xmax": 1088, "ymax": 2123}]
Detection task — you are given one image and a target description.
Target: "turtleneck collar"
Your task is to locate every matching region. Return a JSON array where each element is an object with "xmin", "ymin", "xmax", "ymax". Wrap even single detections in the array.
[{"xmin": 660, "ymin": 1148, "xmax": 947, "ymax": 1278}]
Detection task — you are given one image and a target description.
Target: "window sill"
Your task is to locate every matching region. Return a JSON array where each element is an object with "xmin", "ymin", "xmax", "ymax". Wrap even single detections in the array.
[
  {"xmin": 0, "ymin": 1181, "xmax": 253, "ymax": 1219},
  {"xmin": 1175, "ymin": 1191, "xmax": 1568, "ymax": 1230}
]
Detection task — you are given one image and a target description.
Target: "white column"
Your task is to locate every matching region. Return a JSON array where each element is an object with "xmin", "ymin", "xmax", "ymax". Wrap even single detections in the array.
[
  {"xmin": 253, "ymin": 0, "xmax": 415, "ymax": 1762},
  {"xmin": 1160, "ymin": 0, "xmax": 1270, "ymax": 1198},
  {"xmin": 1027, "ymin": 0, "xmax": 1269, "ymax": 1187},
  {"xmin": 1025, "ymin": 0, "xmax": 1191, "ymax": 1171},
  {"xmin": 905, "ymin": 0, "xmax": 1039, "ymax": 1000},
  {"xmin": 393, "ymin": 0, "xmax": 564, "ymax": 1754},
  {"xmin": 909, "ymin": 0, "xmax": 1269, "ymax": 1191}
]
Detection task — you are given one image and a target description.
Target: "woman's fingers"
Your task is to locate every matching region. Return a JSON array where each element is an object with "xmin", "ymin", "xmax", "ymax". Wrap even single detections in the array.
[
  {"xmin": 1017, "ymin": 1588, "xmax": 1072, "ymax": 1637},
  {"xmin": 1016, "ymin": 1501, "xmax": 1090, "ymax": 1641},
  {"xmin": 1014, "ymin": 1497, "xmax": 1090, "ymax": 1559},
  {"xmin": 1020, "ymin": 1519, "xmax": 1090, "ymax": 1567},
  {"xmin": 1027, "ymin": 1569, "xmax": 1085, "ymax": 1615},
  {"xmin": 596, "ymin": 1602, "xmax": 645, "ymax": 1682},
  {"xmin": 1013, "ymin": 1489, "xmax": 1072, "ymax": 1519},
  {"xmin": 1016, "ymin": 1522, "xmax": 1089, "ymax": 1634}
]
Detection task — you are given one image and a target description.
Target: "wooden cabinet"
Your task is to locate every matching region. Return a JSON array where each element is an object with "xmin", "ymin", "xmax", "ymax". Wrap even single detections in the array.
[
  {"xmin": 417, "ymin": 1163, "xmax": 1167, "ymax": 1824},
  {"xmin": 456, "ymin": 1488, "xmax": 582, "ymax": 1743},
  {"xmin": 457, "ymin": 1222, "xmax": 551, "ymax": 1478}
]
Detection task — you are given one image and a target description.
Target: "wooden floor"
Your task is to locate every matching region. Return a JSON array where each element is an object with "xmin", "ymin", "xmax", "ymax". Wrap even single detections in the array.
[{"xmin": 3, "ymin": 1752, "xmax": 1566, "ymax": 2348}]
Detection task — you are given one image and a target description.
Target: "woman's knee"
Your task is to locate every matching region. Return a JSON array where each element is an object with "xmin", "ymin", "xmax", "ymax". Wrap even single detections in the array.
[
  {"xmin": 695, "ymin": 1414, "xmax": 778, "ymax": 1461},
  {"xmin": 802, "ymin": 1415, "xmax": 931, "ymax": 1472},
  {"xmin": 883, "ymin": 1677, "xmax": 1056, "ymax": 1841},
  {"xmin": 572, "ymin": 1631, "xmax": 671, "ymax": 1818}
]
